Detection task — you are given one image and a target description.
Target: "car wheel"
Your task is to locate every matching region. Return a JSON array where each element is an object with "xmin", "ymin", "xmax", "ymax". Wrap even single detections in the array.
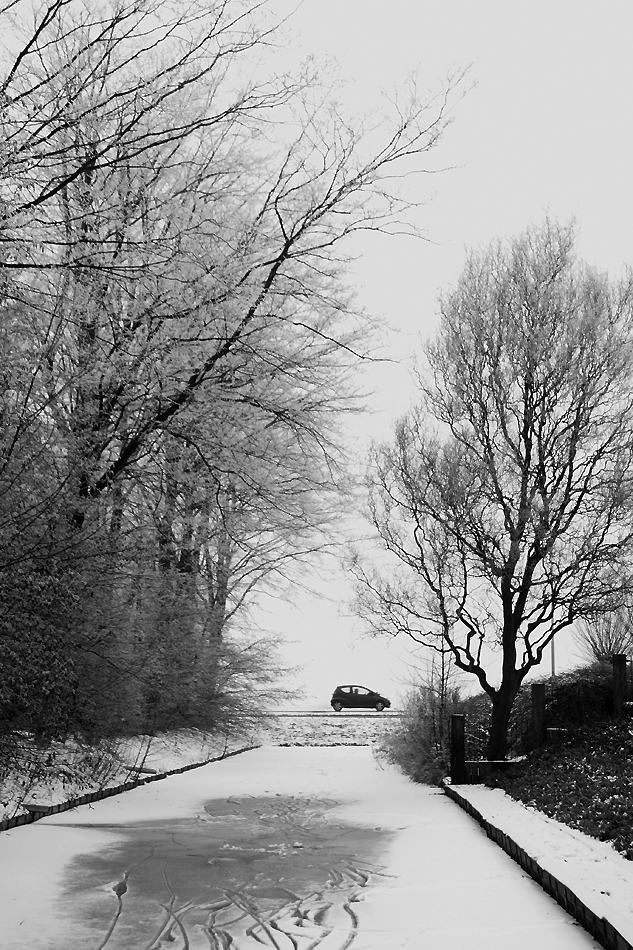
[
  {"xmin": 332, "ymin": 702, "xmax": 343, "ymax": 712},
  {"xmin": 374, "ymin": 703, "xmax": 384, "ymax": 712}
]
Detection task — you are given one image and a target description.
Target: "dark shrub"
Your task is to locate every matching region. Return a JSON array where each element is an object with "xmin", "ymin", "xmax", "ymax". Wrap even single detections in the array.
[
  {"xmin": 378, "ymin": 682, "xmax": 461, "ymax": 785},
  {"xmin": 542, "ymin": 663, "xmax": 615, "ymax": 726},
  {"xmin": 492, "ymin": 718, "xmax": 633, "ymax": 860}
]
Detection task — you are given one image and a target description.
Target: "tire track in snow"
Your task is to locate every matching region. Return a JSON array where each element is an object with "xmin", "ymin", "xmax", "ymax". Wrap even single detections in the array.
[{"xmin": 70, "ymin": 793, "xmax": 392, "ymax": 950}]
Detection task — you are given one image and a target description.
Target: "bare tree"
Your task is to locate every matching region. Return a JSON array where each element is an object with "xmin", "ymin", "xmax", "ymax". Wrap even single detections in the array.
[
  {"xmin": 355, "ymin": 221, "xmax": 633, "ymax": 760},
  {"xmin": 0, "ymin": 0, "xmax": 463, "ymax": 743},
  {"xmin": 1, "ymin": 0, "xmax": 460, "ymax": 527},
  {"xmin": 0, "ymin": 0, "xmax": 292, "ymax": 229},
  {"xmin": 574, "ymin": 607, "xmax": 633, "ymax": 663}
]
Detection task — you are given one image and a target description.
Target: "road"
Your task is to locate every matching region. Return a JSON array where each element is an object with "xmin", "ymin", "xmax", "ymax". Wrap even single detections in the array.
[{"xmin": 0, "ymin": 745, "xmax": 601, "ymax": 949}]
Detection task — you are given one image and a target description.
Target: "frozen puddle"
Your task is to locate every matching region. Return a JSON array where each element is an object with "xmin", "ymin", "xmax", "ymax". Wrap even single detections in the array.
[{"xmin": 55, "ymin": 795, "xmax": 391, "ymax": 949}]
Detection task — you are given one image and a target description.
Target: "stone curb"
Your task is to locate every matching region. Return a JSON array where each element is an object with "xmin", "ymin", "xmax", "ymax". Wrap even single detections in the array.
[
  {"xmin": 0, "ymin": 744, "xmax": 261, "ymax": 834},
  {"xmin": 443, "ymin": 782, "xmax": 632, "ymax": 950}
]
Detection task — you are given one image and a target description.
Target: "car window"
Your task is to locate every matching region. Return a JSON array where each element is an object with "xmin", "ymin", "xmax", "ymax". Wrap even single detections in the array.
[{"xmin": 357, "ymin": 688, "xmax": 369, "ymax": 695}]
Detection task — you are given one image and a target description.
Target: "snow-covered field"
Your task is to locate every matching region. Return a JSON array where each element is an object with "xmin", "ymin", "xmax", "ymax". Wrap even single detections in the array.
[
  {"xmin": 0, "ymin": 745, "xmax": 603, "ymax": 950},
  {"xmin": 263, "ymin": 711, "xmax": 399, "ymax": 747}
]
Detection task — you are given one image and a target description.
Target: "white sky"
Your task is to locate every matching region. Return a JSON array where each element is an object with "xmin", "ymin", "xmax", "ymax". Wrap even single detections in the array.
[{"xmin": 254, "ymin": 1, "xmax": 633, "ymax": 708}]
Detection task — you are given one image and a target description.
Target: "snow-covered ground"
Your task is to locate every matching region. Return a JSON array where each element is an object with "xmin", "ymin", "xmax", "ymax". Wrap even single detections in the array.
[
  {"xmin": 0, "ymin": 729, "xmax": 254, "ymax": 822},
  {"xmin": 0, "ymin": 745, "xmax": 605, "ymax": 949},
  {"xmin": 451, "ymin": 782, "xmax": 633, "ymax": 947},
  {"xmin": 263, "ymin": 710, "xmax": 399, "ymax": 747},
  {"xmin": 0, "ymin": 713, "xmax": 395, "ymax": 821}
]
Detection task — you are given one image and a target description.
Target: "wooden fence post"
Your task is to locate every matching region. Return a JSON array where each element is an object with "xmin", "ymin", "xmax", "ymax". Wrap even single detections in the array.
[
  {"xmin": 613, "ymin": 654, "xmax": 628, "ymax": 717},
  {"xmin": 531, "ymin": 683, "xmax": 546, "ymax": 749},
  {"xmin": 450, "ymin": 714, "xmax": 466, "ymax": 784}
]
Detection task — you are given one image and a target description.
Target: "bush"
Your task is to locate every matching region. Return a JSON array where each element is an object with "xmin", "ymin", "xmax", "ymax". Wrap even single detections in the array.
[
  {"xmin": 492, "ymin": 718, "xmax": 633, "ymax": 860},
  {"xmin": 0, "ymin": 565, "xmax": 81, "ymax": 741},
  {"xmin": 482, "ymin": 662, "xmax": 633, "ymax": 860},
  {"xmin": 378, "ymin": 680, "xmax": 461, "ymax": 785},
  {"xmin": 541, "ymin": 663, "xmax": 616, "ymax": 726},
  {"xmin": 452, "ymin": 661, "xmax": 624, "ymax": 761},
  {"xmin": 455, "ymin": 692, "xmax": 492, "ymax": 758}
]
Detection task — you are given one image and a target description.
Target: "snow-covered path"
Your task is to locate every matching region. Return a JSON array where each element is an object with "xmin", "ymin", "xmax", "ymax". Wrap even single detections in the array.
[{"xmin": 0, "ymin": 746, "xmax": 599, "ymax": 949}]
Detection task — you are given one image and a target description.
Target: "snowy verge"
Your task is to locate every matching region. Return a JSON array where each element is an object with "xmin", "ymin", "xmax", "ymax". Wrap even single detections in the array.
[
  {"xmin": 0, "ymin": 714, "xmax": 390, "ymax": 823},
  {"xmin": 446, "ymin": 781, "xmax": 633, "ymax": 949},
  {"xmin": 3, "ymin": 743, "xmax": 260, "ymax": 833},
  {"xmin": 0, "ymin": 729, "xmax": 258, "ymax": 823}
]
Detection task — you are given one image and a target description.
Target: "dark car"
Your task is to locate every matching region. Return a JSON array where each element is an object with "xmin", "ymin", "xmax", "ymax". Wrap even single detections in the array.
[{"xmin": 330, "ymin": 685, "xmax": 391, "ymax": 712}]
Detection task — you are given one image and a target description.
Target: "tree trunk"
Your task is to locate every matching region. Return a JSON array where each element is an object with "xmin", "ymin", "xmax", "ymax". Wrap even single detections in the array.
[
  {"xmin": 206, "ymin": 515, "xmax": 233, "ymax": 639},
  {"xmin": 486, "ymin": 677, "xmax": 521, "ymax": 760}
]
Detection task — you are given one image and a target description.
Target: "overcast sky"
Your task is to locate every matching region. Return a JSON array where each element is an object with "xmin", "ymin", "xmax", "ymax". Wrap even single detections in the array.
[{"xmin": 255, "ymin": 1, "xmax": 633, "ymax": 708}]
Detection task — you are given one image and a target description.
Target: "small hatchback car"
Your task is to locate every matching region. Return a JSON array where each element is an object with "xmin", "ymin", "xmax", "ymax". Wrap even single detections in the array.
[{"xmin": 330, "ymin": 685, "xmax": 391, "ymax": 712}]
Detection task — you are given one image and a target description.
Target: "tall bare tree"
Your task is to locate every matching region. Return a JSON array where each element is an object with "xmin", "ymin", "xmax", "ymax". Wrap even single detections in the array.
[
  {"xmin": 0, "ymin": 0, "xmax": 462, "ymax": 742},
  {"xmin": 355, "ymin": 221, "xmax": 633, "ymax": 759},
  {"xmin": 1, "ymin": 0, "xmax": 458, "ymax": 527},
  {"xmin": 574, "ymin": 607, "xmax": 633, "ymax": 664}
]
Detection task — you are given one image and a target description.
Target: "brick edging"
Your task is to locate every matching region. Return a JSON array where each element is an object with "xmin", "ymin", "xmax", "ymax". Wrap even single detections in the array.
[
  {"xmin": 443, "ymin": 782, "xmax": 632, "ymax": 950},
  {"xmin": 1, "ymin": 744, "xmax": 261, "ymax": 834}
]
